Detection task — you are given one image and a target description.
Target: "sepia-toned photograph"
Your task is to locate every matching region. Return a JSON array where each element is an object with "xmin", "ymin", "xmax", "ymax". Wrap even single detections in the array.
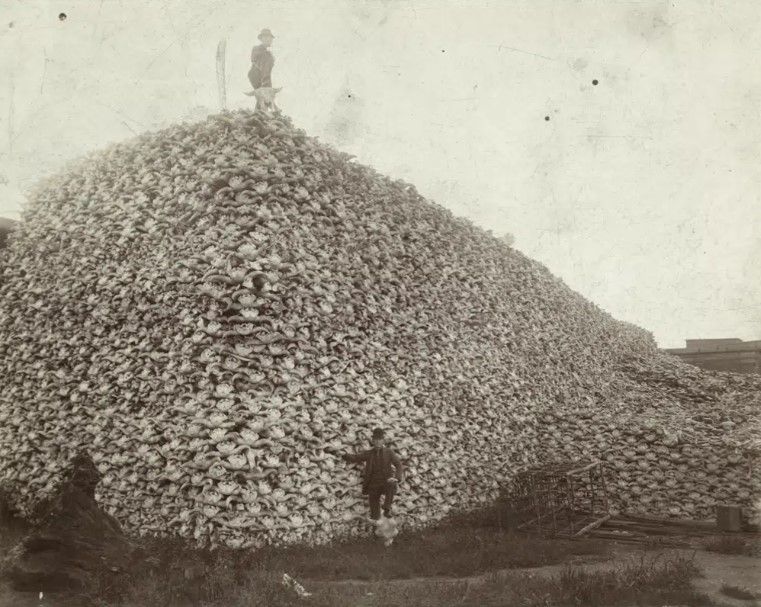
[{"xmin": 0, "ymin": 1, "xmax": 759, "ymax": 605}]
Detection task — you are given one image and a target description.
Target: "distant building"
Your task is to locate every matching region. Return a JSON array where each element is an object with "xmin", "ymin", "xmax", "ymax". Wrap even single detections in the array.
[{"xmin": 664, "ymin": 338, "xmax": 761, "ymax": 374}]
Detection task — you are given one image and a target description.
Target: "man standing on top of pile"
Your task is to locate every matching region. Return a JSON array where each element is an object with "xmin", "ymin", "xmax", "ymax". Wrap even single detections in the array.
[
  {"xmin": 342, "ymin": 428, "xmax": 405, "ymax": 522},
  {"xmin": 246, "ymin": 28, "xmax": 275, "ymax": 111}
]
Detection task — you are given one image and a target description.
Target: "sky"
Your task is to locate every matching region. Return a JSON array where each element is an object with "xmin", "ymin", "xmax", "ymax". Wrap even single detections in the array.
[{"xmin": 0, "ymin": 0, "xmax": 759, "ymax": 349}]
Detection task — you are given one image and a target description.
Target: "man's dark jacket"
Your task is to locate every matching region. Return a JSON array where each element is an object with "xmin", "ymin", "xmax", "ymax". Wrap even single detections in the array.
[
  {"xmin": 345, "ymin": 447, "xmax": 405, "ymax": 494},
  {"xmin": 248, "ymin": 44, "xmax": 274, "ymax": 88}
]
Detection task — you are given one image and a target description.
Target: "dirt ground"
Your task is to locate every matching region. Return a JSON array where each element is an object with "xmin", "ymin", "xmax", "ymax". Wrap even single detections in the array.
[
  {"xmin": 305, "ymin": 544, "xmax": 761, "ymax": 607},
  {"xmin": 688, "ymin": 549, "xmax": 761, "ymax": 607},
  {"xmin": 0, "ymin": 531, "xmax": 758, "ymax": 606}
]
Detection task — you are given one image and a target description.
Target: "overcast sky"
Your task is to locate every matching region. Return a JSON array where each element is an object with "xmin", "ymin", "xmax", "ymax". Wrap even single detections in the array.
[{"xmin": 1, "ymin": 0, "xmax": 759, "ymax": 348}]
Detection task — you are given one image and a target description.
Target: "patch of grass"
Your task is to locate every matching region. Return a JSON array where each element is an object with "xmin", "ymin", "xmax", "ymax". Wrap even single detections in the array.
[
  {"xmin": 251, "ymin": 514, "xmax": 608, "ymax": 582},
  {"xmin": 309, "ymin": 578, "xmax": 476, "ymax": 607},
  {"xmin": 80, "ymin": 540, "xmax": 296, "ymax": 607},
  {"xmin": 545, "ymin": 552, "xmax": 709, "ymax": 607},
  {"xmin": 0, "ymin": 514, "xmax": 29, "ymax": 554},
  {"xmin": 76, "ymin": 540, "xmax": 703, "ymax": 607},
  {"xmin": 720, "ymin": 583, "xmax": 761, "ymax": 601},
  {"xmin": 703, "ymin": 535, "xmax": 761, "ymax": 557},
  {"xmin": 299, "ymin": 552, "xmax": 710, "ymax": 607},
  {"xmin": 480, "ymin": 552, "xmax": 708, "ymax": 607},
  {"xmin": 11, "ymin": 507, "xmax": 709, "ymax": 607},
  {"xmin": 62, "ymin": 509, "xmax": 607, "ymax": 606},
  {"xmin": 115, "ymin": 507, "xmax": 608, "ymax": 584},
  {"xmin": 112, "ymin": 570, "xmax": 293, "ymax": 607}
]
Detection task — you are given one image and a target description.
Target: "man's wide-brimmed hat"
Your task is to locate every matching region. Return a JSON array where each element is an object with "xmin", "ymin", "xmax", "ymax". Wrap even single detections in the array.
[{"xmin": 258, "ymin": 28, "xmax": 275, "ymax": 40}]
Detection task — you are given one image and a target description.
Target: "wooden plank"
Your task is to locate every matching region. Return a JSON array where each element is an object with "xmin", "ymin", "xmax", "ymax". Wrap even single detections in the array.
[
  {"xmin": 600, "ymin": 516, "xmax": 724, "ymax": 538},
  {"xmin": 582, "ymin": 530, "xmax": 646, "ymax": 540},
  {"xmin": 603, "ymin": 519, "xmax": 647, "ymax": 527},
  {"xmin": 516, "ymin": 502, "xmax": 570, "ymax": 530},
  {"xmin": 621, "ymin": 513, "xmax": 715, "ymax": 529},
  {"xmin": 585, "ymin": 532, "xmax": 690, "ymax": 547},
  {"xmin": 574, "ymin": 514, "xmax": 612, "ymax": 537}
]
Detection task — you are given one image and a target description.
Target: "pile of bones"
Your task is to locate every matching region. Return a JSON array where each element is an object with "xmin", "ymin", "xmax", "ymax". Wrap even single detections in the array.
[{"xmin": 0, "ymin": 111, "xmax": 758, "ymax": 549}]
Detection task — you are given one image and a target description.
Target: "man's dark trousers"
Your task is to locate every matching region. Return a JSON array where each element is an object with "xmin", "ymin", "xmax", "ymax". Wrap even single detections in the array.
[{"xmin": 367, "ymin": 480, "xmax": 396, "ymax": 520}]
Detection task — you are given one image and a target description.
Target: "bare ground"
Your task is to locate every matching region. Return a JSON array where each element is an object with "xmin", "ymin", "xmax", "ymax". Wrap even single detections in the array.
[
  {"xmin": 304, "ymin": 545, "xmax": 761, "ymax": 607},
  {"xmin": 0, "ymin": 522, "xmax": 758, "ymax": 606}
]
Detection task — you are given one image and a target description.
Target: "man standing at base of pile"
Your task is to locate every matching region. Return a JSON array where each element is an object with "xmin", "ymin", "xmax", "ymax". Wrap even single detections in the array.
[
  {"xmin": 342, "ymin": 428, "xmax": 405, "ymax": 521},
  {"xmin": 247, "ymin": 28, "xmax": 275, "ymax": 111}
]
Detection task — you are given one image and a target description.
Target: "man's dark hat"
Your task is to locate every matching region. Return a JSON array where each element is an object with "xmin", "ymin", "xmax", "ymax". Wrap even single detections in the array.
[
  {"xmin": 372, "ymin": 428, "xmax": 384, "ymax": 439},
  {"xmin": 258, "ymin": 28, "xmax": 275, "ymax": 40}
]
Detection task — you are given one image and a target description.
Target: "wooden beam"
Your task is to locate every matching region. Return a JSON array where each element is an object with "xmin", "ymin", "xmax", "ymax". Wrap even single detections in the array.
[
  {"xmin": 574, "ymin": 513, "xmax": 611, "ymax": 537},
  {"xmin": 216, "ymin": 39, "xmax": 227, "ymax": 111}
]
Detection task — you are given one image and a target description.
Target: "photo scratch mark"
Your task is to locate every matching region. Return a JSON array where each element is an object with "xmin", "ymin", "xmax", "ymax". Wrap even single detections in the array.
[
  {"xmin": 7, "ymin": 74, "xmax": 15, "ymax": 154},
  {"xmin": 40, "ymin": 48, "xmax": 50, "ymax": 95},
  {"xmin": 92, "ymin": 101, "xmax": 144, "ymax": 133},
  {"xmin": 497, "ymin": 45, "xmax": 555, "ymax": 61},
  {"xmin": 586, "ymin": 135, "xmax": 654, "ymax": 140}
]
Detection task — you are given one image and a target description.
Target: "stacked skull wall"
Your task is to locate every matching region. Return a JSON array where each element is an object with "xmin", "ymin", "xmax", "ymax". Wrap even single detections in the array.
[{"xmin": 0, "ymin": 111, "xmax": 758, "ymax": 548}]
